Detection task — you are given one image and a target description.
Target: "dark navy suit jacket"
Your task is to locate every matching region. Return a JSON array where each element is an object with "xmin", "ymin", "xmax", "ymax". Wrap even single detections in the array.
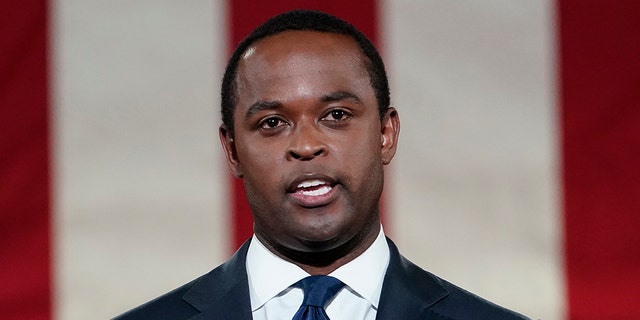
[{"xmin": 114, "ymin": 238, "xmax": 529, "ymax": 320}]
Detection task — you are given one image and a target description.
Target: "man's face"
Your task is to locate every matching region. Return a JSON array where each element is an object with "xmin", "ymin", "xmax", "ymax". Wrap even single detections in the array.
[{"xmin": 220, "ymin": 30, "xmax": 399, "ymax": 257}]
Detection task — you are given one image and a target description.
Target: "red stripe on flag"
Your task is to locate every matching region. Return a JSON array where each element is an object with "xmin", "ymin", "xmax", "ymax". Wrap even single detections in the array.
[
  {"xmin": 0, "ymin": 1, "xmax": 52, "ymax": 319},
  {"xmin": 226, "ymin": 1, "xmax": 381, "ymax": 250},
  {"xmin": 558, "ymin": 1, "xmax": 640, "ymax": 318}
]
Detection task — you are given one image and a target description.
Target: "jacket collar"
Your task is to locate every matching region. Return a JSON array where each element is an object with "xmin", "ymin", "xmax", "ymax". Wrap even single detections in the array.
[
  {"xmin": 376, "ymin": 238, "xmax": 449, "ymax": 320},
  {"xmin": 183, "ymin": 239, "xmax": 253, "ymax": 320}
]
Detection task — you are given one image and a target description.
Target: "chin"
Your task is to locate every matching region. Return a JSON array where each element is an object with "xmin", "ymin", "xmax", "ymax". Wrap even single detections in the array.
[
  {"xmin": 298, "ymin": 230, "xmax": 339, "ymax": 244},
  {"xmin": 295, "ymin": 226, "xmax": 352, "ymax": 251}
]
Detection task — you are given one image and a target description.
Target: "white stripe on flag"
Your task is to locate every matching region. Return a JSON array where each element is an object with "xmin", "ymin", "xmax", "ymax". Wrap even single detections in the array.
[
  {"xmin": 51, "ymin": 1, "xmax": 229, "ymax": 319},
  {"xmin": 383, "ymin": 1, "xmax": 564, "ymax": 319}
]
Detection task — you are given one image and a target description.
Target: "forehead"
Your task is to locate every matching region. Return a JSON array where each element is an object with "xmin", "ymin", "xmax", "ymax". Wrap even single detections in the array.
[
  {"xmin": 233, "ymin": 31, "xmax": 373, "ymax": 109},
  {"xmin": 238, "ymin": 30, "xmax": 368, "ymax": 77}
]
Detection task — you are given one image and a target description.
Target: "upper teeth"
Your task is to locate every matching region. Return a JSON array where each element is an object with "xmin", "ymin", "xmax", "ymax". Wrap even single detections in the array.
[{"xmin": 297, "ymin": 180, "xmax": 325, "ymax": 188}]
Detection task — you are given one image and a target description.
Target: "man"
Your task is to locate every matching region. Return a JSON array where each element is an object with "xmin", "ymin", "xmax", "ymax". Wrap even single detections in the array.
[{"xmin": 115, "ymin": 10, "xmax": 529, "ymax": 320}]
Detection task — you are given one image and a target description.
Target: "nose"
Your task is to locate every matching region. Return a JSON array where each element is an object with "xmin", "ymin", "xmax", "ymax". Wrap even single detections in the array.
[{"xmin": 287, "ymin": 123, "xmax": 327, "ymax": 161}]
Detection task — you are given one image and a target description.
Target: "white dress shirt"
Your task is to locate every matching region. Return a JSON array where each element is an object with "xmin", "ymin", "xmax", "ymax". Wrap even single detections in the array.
[{"xmin": 246, "ymin": 227, "xmax": 390, "ymax": 320}]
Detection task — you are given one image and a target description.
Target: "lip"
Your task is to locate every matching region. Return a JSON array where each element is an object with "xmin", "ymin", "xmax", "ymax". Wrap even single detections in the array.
[{"xmin": 286, "ymin": 173, "xmax": 339, "ymax": 208}]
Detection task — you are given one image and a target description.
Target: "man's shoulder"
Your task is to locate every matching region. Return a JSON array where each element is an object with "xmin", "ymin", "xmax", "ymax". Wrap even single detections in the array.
[
  {"xmin": 384, "ymin": 239, "xmax": 529, "ymax": 320},
  {"xmin": 113, "ymin": 240, "xmax": 252, "ymax": 320},
  {"xmin": 430, "ymin": 276, "xmax": 530, "ymax": 320},
  {"xmin": 112, "ymin": 277, "xmax": 201, "ymax": 320}
]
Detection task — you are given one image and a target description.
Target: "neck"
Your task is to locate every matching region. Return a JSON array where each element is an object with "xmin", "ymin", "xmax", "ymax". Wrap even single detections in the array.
[{"xmin": 258, "ymin": 221, "xmax": 380, "ymax": 275}]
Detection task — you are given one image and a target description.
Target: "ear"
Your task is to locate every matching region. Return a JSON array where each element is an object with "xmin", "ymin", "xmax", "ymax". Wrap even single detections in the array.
[
  {"xmin": 219, "ymin": 125, "xmax": 243, "ymax": 178},
  {"xmin": 380, "ymin": 107, "xmax": 400, "ymax": 165}
]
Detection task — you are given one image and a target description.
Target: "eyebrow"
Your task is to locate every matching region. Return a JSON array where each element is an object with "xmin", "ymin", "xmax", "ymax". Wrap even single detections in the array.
[
  {"xmin": 244, "ymin": 91, "xmax": 363, "ymax": 118},
  {"xmin": 321, "ymin": 91, "xmax": 362, "ymax": 104},
  {"xmin": 246, "ymin": 100, "xmax": 282, "ymax": 118}
]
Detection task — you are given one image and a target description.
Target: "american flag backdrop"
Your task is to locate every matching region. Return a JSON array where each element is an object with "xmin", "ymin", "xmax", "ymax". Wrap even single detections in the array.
[{"xmin": 1, "ymin": 1, "xmax": 639, "ymax": 319}]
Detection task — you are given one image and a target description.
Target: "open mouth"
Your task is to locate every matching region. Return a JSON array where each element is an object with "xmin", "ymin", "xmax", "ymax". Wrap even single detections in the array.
[
  {"xmin": 293, "ymin": 179, "xmax": 333, "ymax": 196},
  {"xmin": 287, "ymin": 175, "xmax": 338, "ymax": 207}
]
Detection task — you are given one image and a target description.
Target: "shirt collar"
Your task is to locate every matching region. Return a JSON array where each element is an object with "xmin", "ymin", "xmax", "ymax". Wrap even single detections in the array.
[
  {"xmin": 329, "ymin": 227, "xmax": 390, "ymax": 308},
  {"xmin": 245, "ymin": 226, "xmax": 390, "ymax": 311}
]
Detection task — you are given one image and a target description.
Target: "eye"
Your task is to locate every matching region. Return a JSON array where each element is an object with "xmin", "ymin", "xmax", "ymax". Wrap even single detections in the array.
[
  {"xmin": 259, "ymin": 116, "xmax": 287, "ymax": 130},
  {"xmin": 322, "ymin": 109, "xmax": 351, "ymax": 122}
]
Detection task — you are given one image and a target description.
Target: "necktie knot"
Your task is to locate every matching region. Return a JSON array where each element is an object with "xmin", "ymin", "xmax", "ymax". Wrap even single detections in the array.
[{"xmin": 292, "ymin": 275, "xmax": 345, "ymax": 320}]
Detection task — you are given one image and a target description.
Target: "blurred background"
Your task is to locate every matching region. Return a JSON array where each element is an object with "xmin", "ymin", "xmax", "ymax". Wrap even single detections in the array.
[{"xmin": 1, "ymin": 1, "xmax": 639, "ymax": 319}]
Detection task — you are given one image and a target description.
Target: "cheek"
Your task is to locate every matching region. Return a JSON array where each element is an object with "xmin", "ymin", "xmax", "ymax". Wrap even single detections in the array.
[
  {"xmin": 340, "ymin": 124, "xmax": 383, "ymax": 159},
  {"xmin": 236, "ymin": 143, "xmax": 285, "ymax": 196},
  {"xmin": 337, "ymin": 130, "xmax": 385, "ymax": 189},
  {"xmin": 238, "ymin": 139, "xmax": 286, "ymax": 168}
]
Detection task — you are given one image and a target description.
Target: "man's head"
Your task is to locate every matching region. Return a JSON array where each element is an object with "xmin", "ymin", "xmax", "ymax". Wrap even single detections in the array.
[
  {"xmin": 221, "ymin": 10, "xmax": 390, "ymax": 136},
  {"xmin": 219, "ymin": 10, "xmax": 399, "ymax": 273}
]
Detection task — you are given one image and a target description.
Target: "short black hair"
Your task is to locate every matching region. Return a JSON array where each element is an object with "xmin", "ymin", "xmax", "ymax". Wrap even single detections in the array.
[{"xmin": 220, "ymin": 9, "xmax": 390, "ymax": 135}]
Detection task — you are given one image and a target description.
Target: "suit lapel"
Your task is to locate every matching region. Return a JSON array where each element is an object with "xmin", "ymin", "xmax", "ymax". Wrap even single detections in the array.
[
  {"xmin": 376, "ymin": 238, "xmax": 449, "ymax": 320},
  {"xmin": 183, "ymin": 239, "xmax": 253, "ymax": 320}
]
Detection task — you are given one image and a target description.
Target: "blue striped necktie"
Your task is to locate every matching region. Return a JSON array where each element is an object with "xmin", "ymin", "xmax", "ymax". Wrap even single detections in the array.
[{"xmin": 292, "ymin": 275, "xmax": 346, "ymax": 320}]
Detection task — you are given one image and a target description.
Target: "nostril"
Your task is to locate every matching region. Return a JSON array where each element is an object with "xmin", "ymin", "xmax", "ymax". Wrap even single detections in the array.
[{"xmin": 288, "ymin": 148, "xmax": 323, "ymax": 161}]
